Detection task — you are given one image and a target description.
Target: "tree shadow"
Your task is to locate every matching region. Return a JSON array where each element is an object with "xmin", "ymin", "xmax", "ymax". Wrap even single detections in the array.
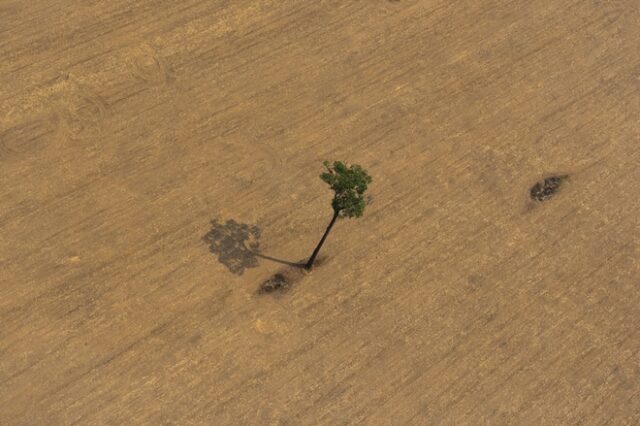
[{"xmin": 202, "ymin": 219, "xmax": 303, "ymax": 275}]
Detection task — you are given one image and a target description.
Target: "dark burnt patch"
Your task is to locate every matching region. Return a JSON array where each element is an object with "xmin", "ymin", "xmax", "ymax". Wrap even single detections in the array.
[
  {"xmin": 257, "ymin": 256, "xmax": 329, "ymax": 295},
  {"xmin": 530, "ymin": 175, "xmax": 568, "ymax": 201},
  {"xmin": 258, "ymin": 274, "xmax": 289, "ymax": 294}
]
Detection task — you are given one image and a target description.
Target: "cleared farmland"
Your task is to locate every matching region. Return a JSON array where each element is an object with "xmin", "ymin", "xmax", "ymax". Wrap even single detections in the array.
[{"xmin": 1, "ymin": 0, "xmax": 639, "ymax": 424}]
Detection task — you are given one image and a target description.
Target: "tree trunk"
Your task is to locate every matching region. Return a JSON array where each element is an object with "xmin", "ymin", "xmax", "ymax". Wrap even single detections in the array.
[{"xmin": 305, "ymin": 210, "xmax": 339, "ymax": 270}]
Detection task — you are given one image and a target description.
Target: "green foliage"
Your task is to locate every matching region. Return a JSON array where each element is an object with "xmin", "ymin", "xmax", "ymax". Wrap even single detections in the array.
[{"xmin": 320, "ymin": 160, "xmax": 372, "ymax": 218}]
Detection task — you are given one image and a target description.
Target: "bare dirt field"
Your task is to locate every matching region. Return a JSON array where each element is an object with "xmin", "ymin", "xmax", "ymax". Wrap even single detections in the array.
[{"xmin": 1, "ymin": 0, "xmax": 639, "ymax": 424}]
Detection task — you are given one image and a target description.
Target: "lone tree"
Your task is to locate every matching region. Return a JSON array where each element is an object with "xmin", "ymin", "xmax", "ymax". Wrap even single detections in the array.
[{"xmin": 305, "ymin": 160, "xmax": 372, "ymax": 270}]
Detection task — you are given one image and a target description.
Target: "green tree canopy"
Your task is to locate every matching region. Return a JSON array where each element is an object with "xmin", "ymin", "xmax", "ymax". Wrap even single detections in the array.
[{"xmin": 320, "ymin": 160, "xmax": 372, "ymax": 218}]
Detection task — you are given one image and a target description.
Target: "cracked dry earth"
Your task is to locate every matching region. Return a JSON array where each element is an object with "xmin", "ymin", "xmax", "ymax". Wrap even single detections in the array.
[{"xmin": 1, "ymin": 0, "xmax": 639, "ymax": 424}]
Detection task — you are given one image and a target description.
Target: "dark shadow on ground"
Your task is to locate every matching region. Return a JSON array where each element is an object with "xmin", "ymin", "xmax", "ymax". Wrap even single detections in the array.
[
  {"xmin": 253, "ymin": 252, "xmax": 303, "ymax": 268},
  {"xmin": 202, "ymin": 219, "xmax": 303, "ymax": 275}
]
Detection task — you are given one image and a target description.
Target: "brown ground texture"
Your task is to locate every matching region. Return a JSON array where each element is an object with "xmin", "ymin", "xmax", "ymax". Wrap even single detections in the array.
[{"xmin": 1, "ymin": 0, "xmax": 639, "ymax": 424}]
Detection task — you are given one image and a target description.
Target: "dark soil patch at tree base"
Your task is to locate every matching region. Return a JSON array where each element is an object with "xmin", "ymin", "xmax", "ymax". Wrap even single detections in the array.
[
  {"xmin": 258, "ymin": 273, "xmax": 288, "ymax": 294},
  {"xmin": 530, "ymin": 175, "xmax": 569, "ymax": 201},
  {"xmin": 257, "ymin": 256, "xmax": 329, "ymax": 295}
]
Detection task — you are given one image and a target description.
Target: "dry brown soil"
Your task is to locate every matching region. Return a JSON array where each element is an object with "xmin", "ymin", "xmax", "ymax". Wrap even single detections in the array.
[{"xmin": 1, "ymin": 0, "xmax": 639, "ymax": 424}]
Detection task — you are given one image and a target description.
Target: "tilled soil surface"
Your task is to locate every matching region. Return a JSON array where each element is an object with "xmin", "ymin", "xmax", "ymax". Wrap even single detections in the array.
[{"xmin": 1, "ymin": 1, "xmax": 639, "ymax": 424}]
